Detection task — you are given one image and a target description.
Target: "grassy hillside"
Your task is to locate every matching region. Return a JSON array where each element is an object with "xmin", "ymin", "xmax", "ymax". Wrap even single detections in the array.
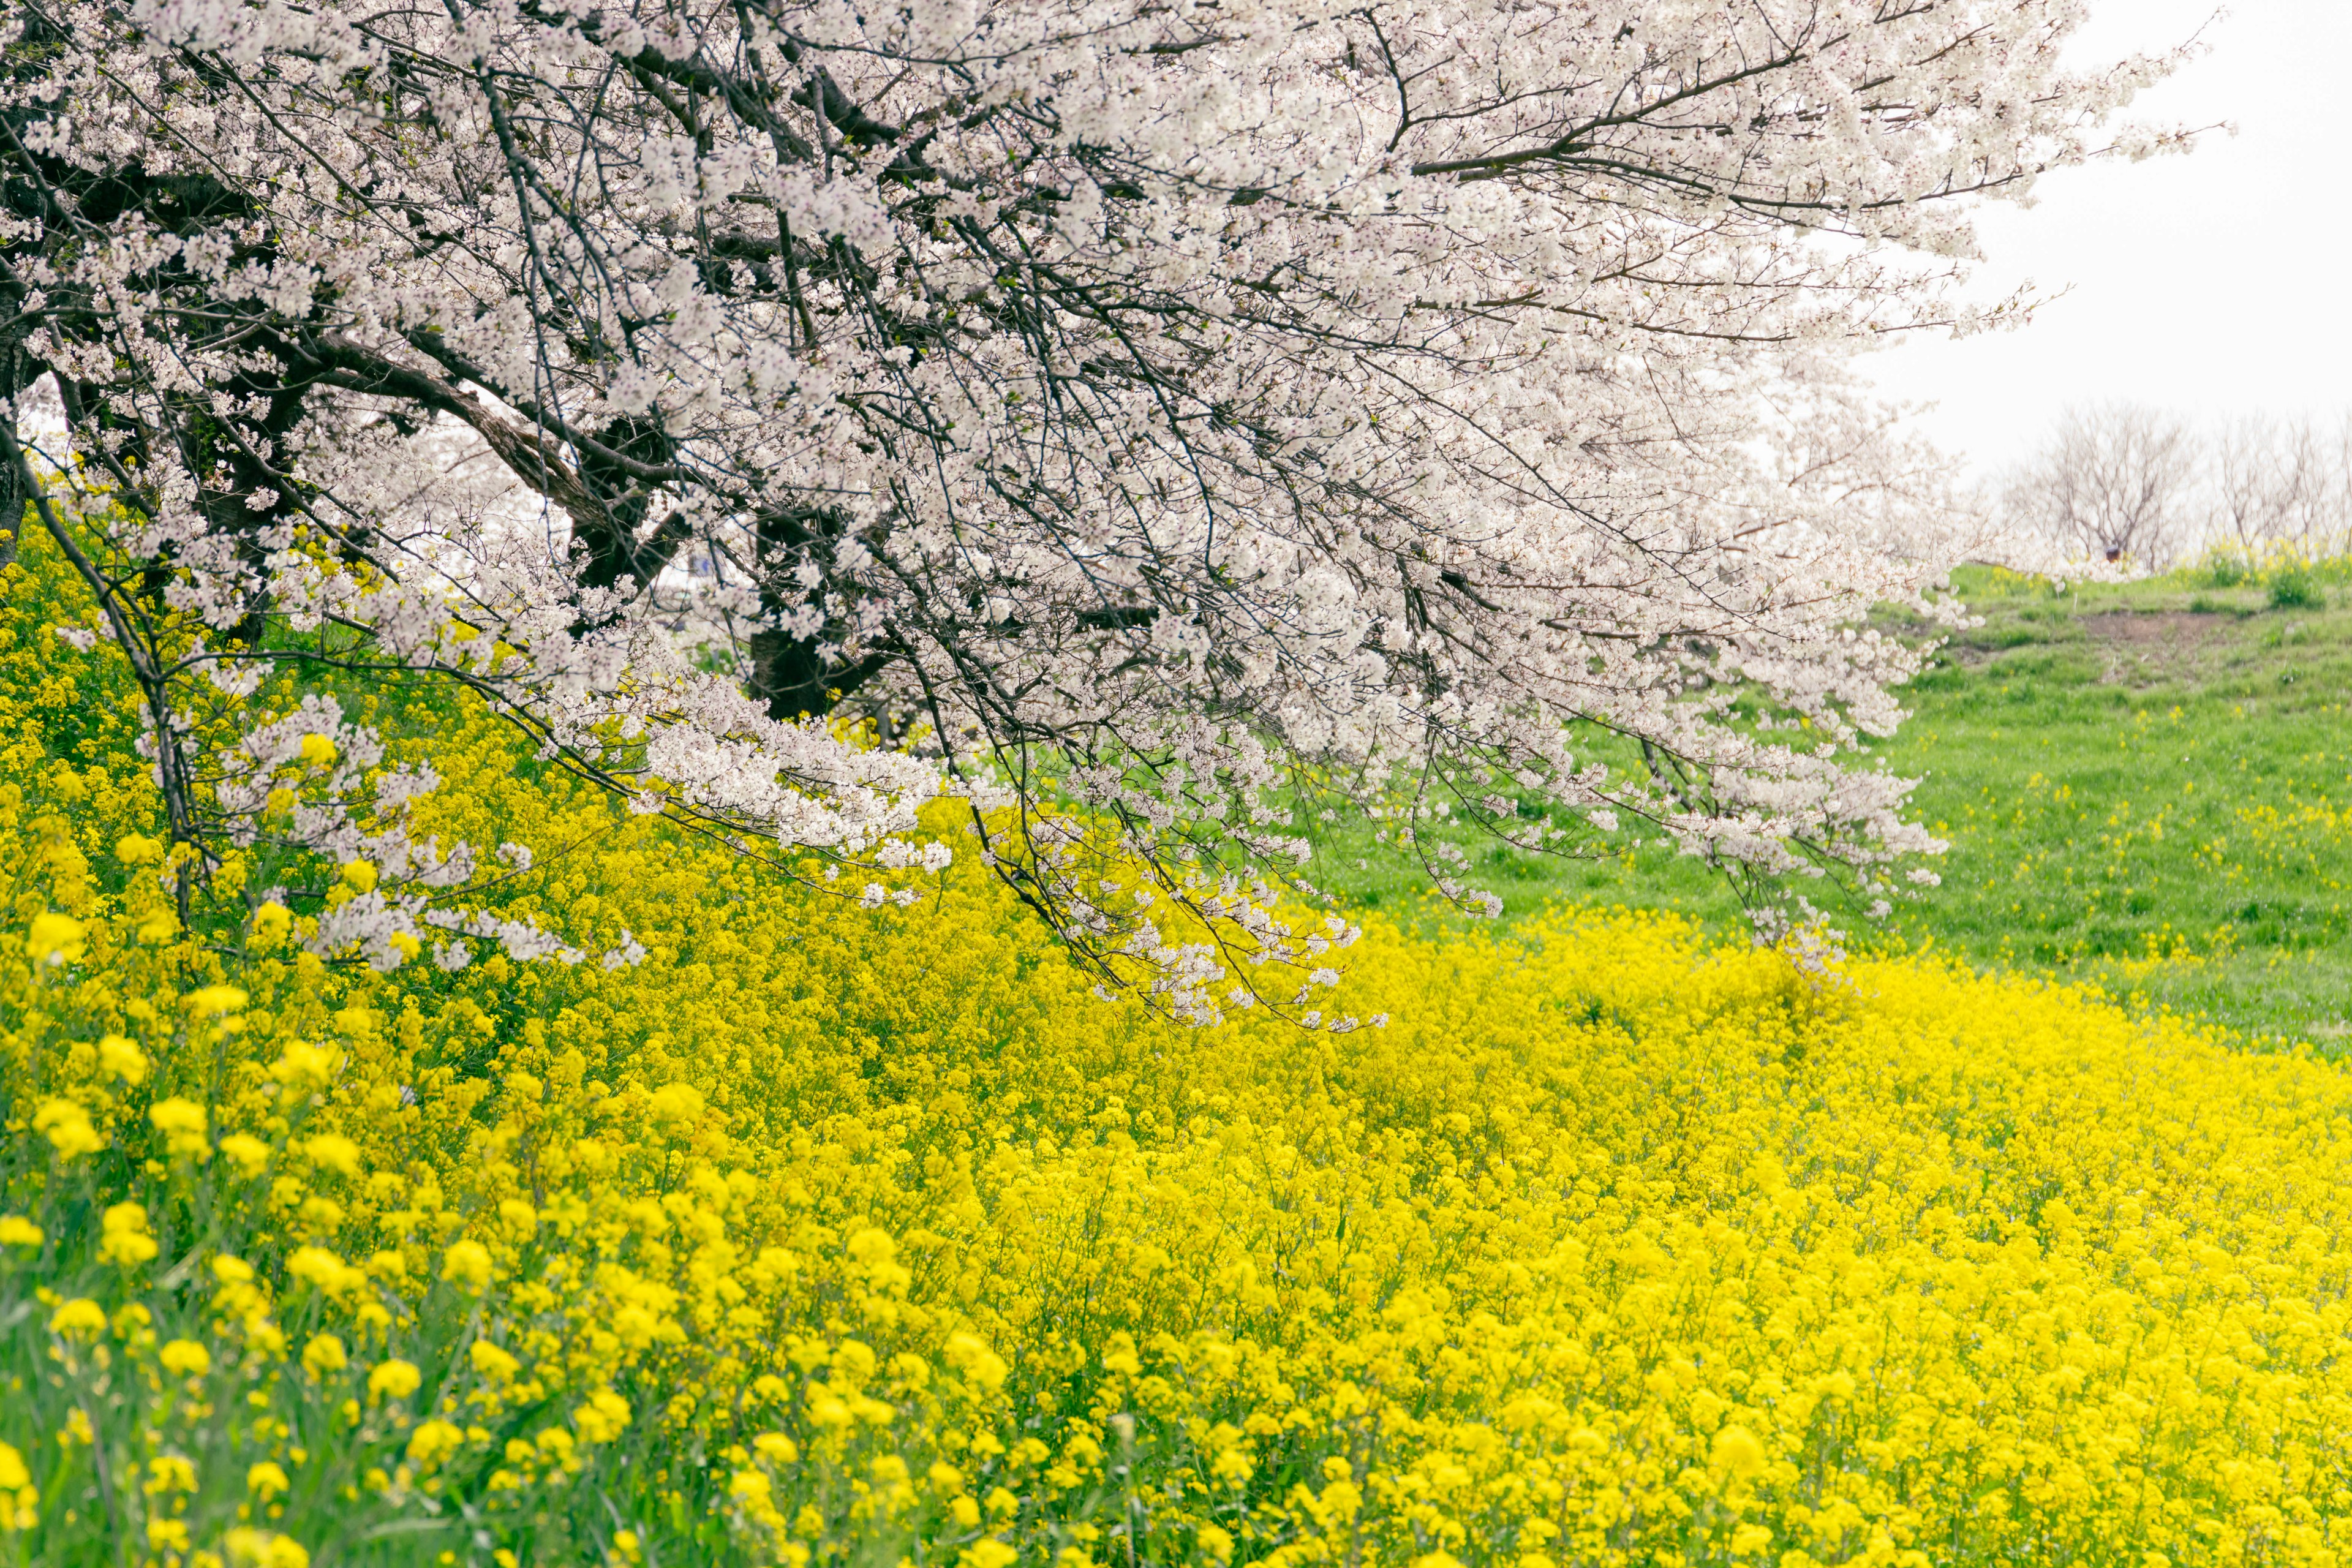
[{"xmin": 1317, "ymin": 560, "xmax": 2352, "ymax": 1048}]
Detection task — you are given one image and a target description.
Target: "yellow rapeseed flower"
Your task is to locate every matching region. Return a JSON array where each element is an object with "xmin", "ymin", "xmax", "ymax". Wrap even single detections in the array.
[
  {"xmin": 31, "ymin": 1098, "xmax": 100, "ymax": 1158},
  {"xmin": 368, "ymin": 1359, "xmax": 421, "ymax": 1401},
  {"xmin": 1711, "ymin": 1424, "xmax": 1766, "ymax": 1482},
  {"xmin": 115, "ymin": 833, "xmax": 164, "ymax": 865},
  {"xmin": 47, "ymin": 1299, "xmax": 106, "ymax": 1338},
  {"xmin": 159, "ymin": 1340, "xmax": 211, "ymax": 1377},
  {"xmin": 96, "ymin": 1033, "xmax": 146, "ymax": 1084},
  {"xmin": 301, "ymin": 1334, "xmax": 347, "ymax": 1379},
  {"xmin": 184, "ymin": 984, "xmax": 249, "ymax": 1017},
  {"xmin": 303, "ymin": 1134, "xmax": 361, "ymax": 1178},
  {"xmin": 224, "ymin": 1527, "xmax": 310, "ymax": 1568},
  {"xmin": 26, "ymin": 911, "xmax": 84, "ymax": 965},
  {"xmin": 440, "ymin": 1240, "xmax": 493, "ymax": 1291},
  {"xmin": 406, "ymin": 1422, "xmax": 466, "ymax": 1468},
  {"xmin": 149, "ymin": 1096, "xmax": 209, "ymax": 1156}
]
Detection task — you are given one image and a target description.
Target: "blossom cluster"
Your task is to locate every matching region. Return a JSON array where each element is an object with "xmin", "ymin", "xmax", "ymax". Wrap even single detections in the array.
[{"xmin": 0, "ymin": 0, "xmax": 2193, "ymax": 962}]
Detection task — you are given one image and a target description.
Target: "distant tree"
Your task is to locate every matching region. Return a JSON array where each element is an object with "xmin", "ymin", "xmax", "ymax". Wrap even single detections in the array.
[
  {"xmin": 2005, "ymin": 405, "xmax": 2201, "ymax": 568},
  {"xmin": 2209, "ymin": 416, "xmax": 2351, "ymax": 552}
]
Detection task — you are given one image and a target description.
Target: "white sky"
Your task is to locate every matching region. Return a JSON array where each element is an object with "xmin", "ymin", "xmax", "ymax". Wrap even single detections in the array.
[{"xmin": 1865, "ymin": 0, "xmax": 2352, "ymax": 478}]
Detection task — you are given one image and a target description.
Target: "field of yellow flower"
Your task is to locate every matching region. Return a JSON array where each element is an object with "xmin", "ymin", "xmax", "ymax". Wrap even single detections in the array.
[{"xmin": 9, "ymin": 533, "xmax": 2352, "ymax": 1568}]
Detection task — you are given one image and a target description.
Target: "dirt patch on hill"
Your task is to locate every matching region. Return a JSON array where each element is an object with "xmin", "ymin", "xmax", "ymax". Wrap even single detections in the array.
[
  {"xmin": 2081, "ymin": 611, "xmax": 2233, "ymax": 647},
  {"xmin": 2079, "ymin": 611, "xmax": 2238, "ymax": 682}
]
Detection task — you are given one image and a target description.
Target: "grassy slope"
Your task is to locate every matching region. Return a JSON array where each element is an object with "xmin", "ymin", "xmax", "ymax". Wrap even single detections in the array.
[{"xmin": 1313, "ymin": 562, "xmax": 2352, "ymax": 1049}]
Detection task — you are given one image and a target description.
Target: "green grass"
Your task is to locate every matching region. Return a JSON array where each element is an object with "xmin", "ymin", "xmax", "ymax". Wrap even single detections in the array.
[{"xmin": 1310, "ymin": 559, "xmax": 2352, "ymax": 1049}]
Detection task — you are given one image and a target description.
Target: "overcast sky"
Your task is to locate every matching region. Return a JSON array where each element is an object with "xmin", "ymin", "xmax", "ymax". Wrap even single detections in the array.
[{"xmin": 1864, "ymin": 0, "xmax": 2352, "ymax": 478}]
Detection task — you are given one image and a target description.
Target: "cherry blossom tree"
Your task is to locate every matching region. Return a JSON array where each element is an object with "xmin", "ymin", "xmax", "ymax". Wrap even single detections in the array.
[{"xmin": 0, "ymin": 0, "xmax": 2185, "ymax": 1011}]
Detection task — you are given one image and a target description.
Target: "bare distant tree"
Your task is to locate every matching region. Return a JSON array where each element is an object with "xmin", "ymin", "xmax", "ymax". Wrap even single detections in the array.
[
  {"xmin": 2005, "ymin": 404, "xmax": 2202, "ymax": 567},
  {"xmin": 2326, "ymin": 412, "xmax": 2352, "ymax": 545},
  {"xmin": 2209, "ymin": 415, "xmax": 2350, "ymax": 551}
]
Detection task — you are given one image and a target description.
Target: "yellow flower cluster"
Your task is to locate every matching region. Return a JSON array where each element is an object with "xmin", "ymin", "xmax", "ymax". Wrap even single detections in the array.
[
  {"xmin": 7, "ymin": 530, "xmax": 2352, "ymax": 1567},
  {"xmin": 2232, "ymin": 798, "xmax": 2352, "ymax": 894}
]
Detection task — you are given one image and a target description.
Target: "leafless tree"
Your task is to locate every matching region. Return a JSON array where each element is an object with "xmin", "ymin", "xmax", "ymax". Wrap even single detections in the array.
[
  {"xmin": 2209, "ymin": 415, "xmax": 2350, "ymax": 552},
  {"xmin": 2005, "ymin": 404, "xmax": 2202, "ymax": 568}
]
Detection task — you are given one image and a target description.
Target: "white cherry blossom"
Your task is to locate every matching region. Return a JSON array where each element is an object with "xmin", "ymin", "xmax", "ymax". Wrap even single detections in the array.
[{"xmin": 0, "ymin": 0, "xmax": 2187, "ymax": 1008}]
